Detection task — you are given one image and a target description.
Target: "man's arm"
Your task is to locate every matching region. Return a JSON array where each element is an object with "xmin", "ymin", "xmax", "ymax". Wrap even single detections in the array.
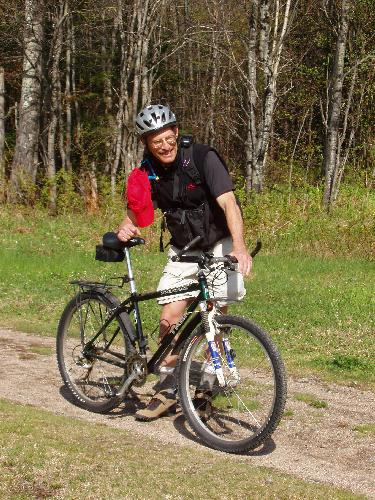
[
  {"xmin": 216, "ymin": 191, "xmax": 252, "ymax": 276},
  {"xmin": 117, "ymin": 209, "xmax": 141, "ymax": 242}
]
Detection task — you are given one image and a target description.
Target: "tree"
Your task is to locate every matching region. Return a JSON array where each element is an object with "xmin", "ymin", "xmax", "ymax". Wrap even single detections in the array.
[
  {"xmin": 244, "ymin": 0, "xmax": 293, "ymax": 192},
  {"xmin": 322, "ymin": 0, "xmax": 351, "ymax": 207},
  {"xmin": 10, "ymin": 0, "xmax": 44, "ymax": 202},
  {"xmin": 0, "ymin": 67, "xmax": 5, "ymax": 187}
]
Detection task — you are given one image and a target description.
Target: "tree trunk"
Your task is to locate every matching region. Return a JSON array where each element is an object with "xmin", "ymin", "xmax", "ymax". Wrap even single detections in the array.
[
  {"xmin": 0, "ymin": 67, "xmax": 5, "ymax": 187},
  {"xmin": 323, "ymin": 0, "xmax": 350, "ymax": 207},
  {"xmin": 64, "ymin": 1, "xmax": 72, "ymax": 173},
  {"xmin": 245, "ymin": 0, "xmax": 291, "ymax": 193},
  {"xmin": 46, "ymin": 1, "xmax": 65, "ymax": 213},
  {"xmin": 245, "ymin": 1, "xmax": 258, "ymax": 192},
  {"xmin": 10, "ymin": 0, "xmax": 44, "ymax": 202}
]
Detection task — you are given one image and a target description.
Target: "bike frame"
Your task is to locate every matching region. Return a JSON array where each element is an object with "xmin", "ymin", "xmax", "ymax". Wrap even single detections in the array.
[{"xmin": 80, "ymin": 246, "xmax": 215, "ymax": 375}]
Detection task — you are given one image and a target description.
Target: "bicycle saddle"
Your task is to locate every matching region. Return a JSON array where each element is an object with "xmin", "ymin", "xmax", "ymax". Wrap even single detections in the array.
[{"xmin": 102, "ymin": 232, "xmax": 145, "ymax": 250}]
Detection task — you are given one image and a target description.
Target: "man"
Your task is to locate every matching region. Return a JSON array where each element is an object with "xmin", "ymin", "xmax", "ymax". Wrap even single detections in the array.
[{"xmin": 118, "ymin": 104, "xmax": 252, "ymax": 421}]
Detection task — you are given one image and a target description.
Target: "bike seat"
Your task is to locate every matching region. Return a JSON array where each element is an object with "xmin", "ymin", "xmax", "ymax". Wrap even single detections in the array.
[{"xmin": 103, "ymin": 232, "xmax": 145, "ymax": 250}]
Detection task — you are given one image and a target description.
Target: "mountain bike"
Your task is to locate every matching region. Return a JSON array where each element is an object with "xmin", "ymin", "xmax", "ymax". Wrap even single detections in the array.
[{"xmin": 56, "ymin": 232, "xmax": 287, "ymax": 454}]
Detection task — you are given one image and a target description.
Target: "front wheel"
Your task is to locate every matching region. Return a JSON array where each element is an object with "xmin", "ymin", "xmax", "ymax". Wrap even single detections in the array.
[
  {"xmin": 178, "ymin": 315, "xmax": 287, "ymax": 453},
  {"xmin": 56, "ymin": 290, "xmax": 135, "ymax": 413}
]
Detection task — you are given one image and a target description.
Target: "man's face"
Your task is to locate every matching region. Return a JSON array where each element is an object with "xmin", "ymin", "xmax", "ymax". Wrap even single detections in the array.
[{"xmin": 144, "ymin": 126, "xmax": 178, "ymax": 165}]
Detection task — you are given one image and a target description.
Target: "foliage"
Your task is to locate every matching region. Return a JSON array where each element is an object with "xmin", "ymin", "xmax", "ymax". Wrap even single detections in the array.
[{"xmin": 0, "ymin": 0, "xmax": 374, "ymax": 206}]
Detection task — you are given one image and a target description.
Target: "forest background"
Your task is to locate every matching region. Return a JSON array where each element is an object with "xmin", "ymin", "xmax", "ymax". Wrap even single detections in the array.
[{"xmin": 0, "ymin": 0, "xmax": 373, "ymax": 230}]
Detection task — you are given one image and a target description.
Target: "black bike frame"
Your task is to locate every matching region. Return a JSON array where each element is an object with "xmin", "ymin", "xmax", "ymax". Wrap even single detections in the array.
[{"xmin": 82, "ymin": 267, "xmax": 212, "ymax": 374}]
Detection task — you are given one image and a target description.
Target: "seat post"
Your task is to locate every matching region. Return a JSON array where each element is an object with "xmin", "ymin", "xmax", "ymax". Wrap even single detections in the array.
[{"xmin": 124, "ymin": 248, "xmax": 137, "ymax": 294}]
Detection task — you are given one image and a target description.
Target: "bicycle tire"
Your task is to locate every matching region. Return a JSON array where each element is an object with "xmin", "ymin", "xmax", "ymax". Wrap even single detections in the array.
[
  {"xmin": 56, "ymin": 290, "xmax": 135, "ymax": 413},
  {"xmin": 178, "ymin": 314, "xmax": 287, "ymax": 453}
]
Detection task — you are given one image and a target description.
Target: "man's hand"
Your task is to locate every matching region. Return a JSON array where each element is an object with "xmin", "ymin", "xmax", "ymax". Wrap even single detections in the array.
[
  {"xmin": 117, "ymin": 221, "xmax": 140, "ymax": 242},
  {"xmin": 230, "ymin": 245, "xmax": 252, "ymax": 276}
]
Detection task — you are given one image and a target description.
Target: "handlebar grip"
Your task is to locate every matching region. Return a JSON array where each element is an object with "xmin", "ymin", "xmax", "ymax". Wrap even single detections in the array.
[
  {"xmin": 224, "ymin": 254, "xmax": 238, "ymax": 264},
  {"xmin": 250, "ymin": 239, "xmax": 262, "ymax": 258},
  {"xmin": 171, "ymin": 235, "xmax": 202, "ymax": 262}
]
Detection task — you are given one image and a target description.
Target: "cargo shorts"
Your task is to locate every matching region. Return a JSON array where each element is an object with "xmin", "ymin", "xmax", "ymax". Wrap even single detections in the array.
[{"xmin": 157, "ymin": 237, "xmax": 246, "ymax": 306}]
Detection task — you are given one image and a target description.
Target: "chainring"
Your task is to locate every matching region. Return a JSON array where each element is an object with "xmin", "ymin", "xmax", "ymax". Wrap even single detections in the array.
[{"xmin": 125, "ymin": 353, "xmax": 148, "ymax": 387}]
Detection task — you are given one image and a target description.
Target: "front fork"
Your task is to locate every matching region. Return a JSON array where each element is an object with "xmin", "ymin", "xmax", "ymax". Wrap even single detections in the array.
[{"xmin": 199, "ymin": 304, "xmax": 239, "ymax": 387}]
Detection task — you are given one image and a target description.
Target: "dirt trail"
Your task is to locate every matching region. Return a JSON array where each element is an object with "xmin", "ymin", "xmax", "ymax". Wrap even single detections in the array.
[{"xmin": 0, "ymin": 328, "xmax": 374, "ymax": 498}]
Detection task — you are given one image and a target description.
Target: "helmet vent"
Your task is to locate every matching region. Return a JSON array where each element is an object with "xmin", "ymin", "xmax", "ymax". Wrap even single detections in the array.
[{"xmin": 135, "ymin": 104, "xmax": 176, "ymax": 136}]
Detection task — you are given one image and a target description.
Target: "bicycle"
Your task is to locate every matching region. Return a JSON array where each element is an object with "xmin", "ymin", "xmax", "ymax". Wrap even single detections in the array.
[{"xmin": 56, "ymin": 232, "xmax": 287, "ymax": 454}]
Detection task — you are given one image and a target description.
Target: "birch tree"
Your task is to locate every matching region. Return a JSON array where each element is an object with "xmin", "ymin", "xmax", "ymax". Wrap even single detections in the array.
[
  {"xmin": 322, "ymin": 0, "xmax": 350, "ymax": 207},
  {"xmin": 10, "ymin": 0, "xmax": 44, "ymax": 202},
  {"xmin": 0, "ymin": 67, "xmax": 5, "ymax": 187},
  {"xmin": 45, "ymin": 1, "xmax": 67, "ymax": 212},
  {"xmin": 108, "ymin": 0, "xmax": 171, "ymax": 195},
  {"xmin": 244, "ymin": 0, "xmax": 293, "ymax": 192}
]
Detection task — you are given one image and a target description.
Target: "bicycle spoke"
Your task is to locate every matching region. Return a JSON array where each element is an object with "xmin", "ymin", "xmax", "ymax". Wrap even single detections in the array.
[{"xmin": 57, "ymin": 292, "xmax": 132, "ymax": 411}]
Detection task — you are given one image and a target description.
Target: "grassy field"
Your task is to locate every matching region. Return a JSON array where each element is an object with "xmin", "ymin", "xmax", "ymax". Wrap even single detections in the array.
[
  {"xmin": 0, "ymin": 202, "xmax": 374, "ymax": 388},
  {"xmin": 0, "ymin": 398, "xmax": 362, "ymax": 499}
]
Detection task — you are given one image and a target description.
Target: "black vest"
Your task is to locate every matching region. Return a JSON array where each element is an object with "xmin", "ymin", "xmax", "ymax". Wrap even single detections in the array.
[{"xmin": 143, "ymin": 142, "xmax": 231, "ymax": 251}]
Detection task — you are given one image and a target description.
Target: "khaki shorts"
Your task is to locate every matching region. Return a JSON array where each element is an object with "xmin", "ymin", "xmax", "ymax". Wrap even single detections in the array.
[{"xmin": 157, "ymin": 237, "xmax": 246, "ymax": 306}]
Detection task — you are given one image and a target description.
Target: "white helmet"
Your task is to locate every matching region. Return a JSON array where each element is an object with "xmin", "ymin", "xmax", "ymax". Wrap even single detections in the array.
[{"xmin": 135, "ymin": 104, "xmax": 177, "ymax": 137}]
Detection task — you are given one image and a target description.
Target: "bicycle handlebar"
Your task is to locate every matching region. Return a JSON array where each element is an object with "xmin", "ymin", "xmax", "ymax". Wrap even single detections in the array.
[
  {"xmin": 171, "ymin": 235, "xmax": 203, "ymax": 262},
  {"xmin": 102, "ymin": 232, "xmax": 262, "ymax": 270},
  {"xmin": 171, "ymin": 238, "xmax": 262, "ymax": 271}
]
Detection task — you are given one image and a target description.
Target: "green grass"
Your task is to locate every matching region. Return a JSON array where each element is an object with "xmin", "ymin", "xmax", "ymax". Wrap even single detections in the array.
[
  {"xmin": 294, "ymin": 393, "xmax": 328, "ymax": 409},
  {"xmin": 0, "ymin": 203, "xmax": 374, "ymax": 388},
  {"xmin": 353, "ymin": 423, "xmax": 375, "ymax": 436},
  {"xmin": 27, "ymin": 345, "xmax": 54, "ymax": 356},
  {"xmin": 283, "ymin": 409, "xmax": 294, "ymax": 418},
  {"xmin": 0, "ymin": 398, "xmax": 362, "ymax": 499}
]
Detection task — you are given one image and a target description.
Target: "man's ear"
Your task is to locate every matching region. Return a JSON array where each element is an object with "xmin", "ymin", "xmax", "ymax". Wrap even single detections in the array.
[
  {"xmin": 172, "ymin": 126, "xmax": 179, "ymax": 138},
  {"xmin": 140, "ymin": 136, "xmax": 146, "ymax": 145}
]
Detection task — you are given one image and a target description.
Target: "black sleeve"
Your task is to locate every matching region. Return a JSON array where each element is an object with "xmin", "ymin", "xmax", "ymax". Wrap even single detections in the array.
[{"xmin": 203, "ymin": 151, "xmax": 234, "ymax": 198}]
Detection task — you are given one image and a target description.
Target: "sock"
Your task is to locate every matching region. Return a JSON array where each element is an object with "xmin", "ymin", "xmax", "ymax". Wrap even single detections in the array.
[{"xmin": 158, "ymin": 367, "xmax": 176, "ymax": 396}]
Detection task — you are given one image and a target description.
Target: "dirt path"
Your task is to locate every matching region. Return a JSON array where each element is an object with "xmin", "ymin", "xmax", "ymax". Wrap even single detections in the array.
[{"xmin": 0, "ymin": 328, "xmax": 374, "ymax": 498}]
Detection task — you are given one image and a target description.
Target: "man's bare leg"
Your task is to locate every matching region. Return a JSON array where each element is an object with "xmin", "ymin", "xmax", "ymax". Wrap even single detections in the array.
[
  {"xmin": 135, "ymin": 298, "xmax": 190, "ymax": 421},
  {"xmin": 159, "ymin": 298, "xmax": 191, "ymax": 369}
]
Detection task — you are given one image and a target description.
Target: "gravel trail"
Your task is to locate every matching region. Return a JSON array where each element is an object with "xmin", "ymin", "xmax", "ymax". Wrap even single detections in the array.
[{"xmin": 0, "ymin": 328, "xmax": 374, "ymax": 498}]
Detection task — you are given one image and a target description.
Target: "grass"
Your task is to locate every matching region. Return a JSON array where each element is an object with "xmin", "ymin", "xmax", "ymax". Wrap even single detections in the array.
[
  {"xmin": 353, "ymin": 423, "xmax": 375, "ymax": 436},
  {"xmin": 27, "ymin": 345, "xmax": 54, "ymax": 356},
  {"xmin": 0, "ymin": 199, "xmax": 374, "ymax": 388},
  {"xmin": 0, "ymin": 398, "xmax": 362, "ymax": 499},
  {"xmin": 294, "ymin": 393, "xmax": 328, "ymax": 409}
]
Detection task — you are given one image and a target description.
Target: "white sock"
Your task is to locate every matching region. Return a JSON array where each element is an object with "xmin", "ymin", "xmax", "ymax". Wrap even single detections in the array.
[{"xmin": 159, "ymin": 366, "xmax": 175, "ymax": 384}]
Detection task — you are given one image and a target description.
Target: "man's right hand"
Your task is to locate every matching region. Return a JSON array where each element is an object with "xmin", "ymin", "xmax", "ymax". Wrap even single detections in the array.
[{"xmin": 117, "ymin": 222, "xmax": 141, "ymax": 242}]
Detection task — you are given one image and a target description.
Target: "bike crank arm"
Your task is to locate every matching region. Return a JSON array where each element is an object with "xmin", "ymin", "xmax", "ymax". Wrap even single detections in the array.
[{"xmin": 116, "ymin": 366, "xmax": 144, "ymax": 399}]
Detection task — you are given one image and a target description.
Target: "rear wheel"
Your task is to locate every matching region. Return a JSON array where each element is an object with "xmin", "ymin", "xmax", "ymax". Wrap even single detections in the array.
[
  {"xmin": 178, "ymin": 315, "xmax": 287, "ymax": 453},
  {"xmin": 56, "ymin": 291, "xmax": 135, "ymax": 413}
]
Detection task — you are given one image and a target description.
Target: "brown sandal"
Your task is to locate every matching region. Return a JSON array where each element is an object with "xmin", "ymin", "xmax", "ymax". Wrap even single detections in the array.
[{"xmin": 135, "ymin": 390, "xmax": 177, "ymax": 422}]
